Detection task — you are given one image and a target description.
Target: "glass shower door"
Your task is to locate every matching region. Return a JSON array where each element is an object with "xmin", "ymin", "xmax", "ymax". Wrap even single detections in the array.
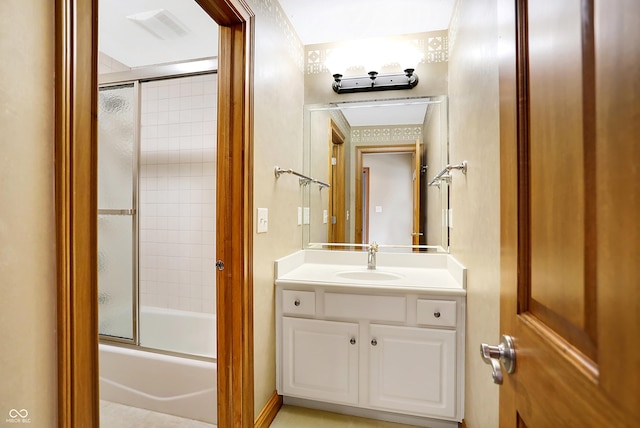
[{"xmin": 97, "ymin": 83, "xmax": 137, "ymax": 341}]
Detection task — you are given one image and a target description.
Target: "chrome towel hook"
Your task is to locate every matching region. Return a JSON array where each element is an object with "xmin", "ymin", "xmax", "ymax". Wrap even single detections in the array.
[{"xmin": 428, "ymin": 161, "xmax": 468, "ymax": 187}]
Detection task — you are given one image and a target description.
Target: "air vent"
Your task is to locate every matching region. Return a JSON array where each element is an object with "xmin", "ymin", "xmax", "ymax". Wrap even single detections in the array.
[{"xmin": 126, "ymin": 9, "xmax": 189, "ymax": 40}]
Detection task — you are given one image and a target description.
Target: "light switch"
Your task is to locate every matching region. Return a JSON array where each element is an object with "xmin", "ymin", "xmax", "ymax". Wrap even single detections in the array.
[
  {"xmin": 323, "ymin": 210, "xmax": 328, "ymax": 224},
  {"xmin": 257, "ymin": 208, "xmax": 268, "ymax": 233},
  {"xmin": 375, "ymin": 205, "xmax": 383, "ymax": 213}
]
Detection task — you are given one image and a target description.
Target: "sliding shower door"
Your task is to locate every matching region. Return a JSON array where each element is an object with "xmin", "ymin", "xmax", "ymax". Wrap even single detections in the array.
[{"xmin": 97, "ymin": 83, "xmax": 138, "ymax": 341}]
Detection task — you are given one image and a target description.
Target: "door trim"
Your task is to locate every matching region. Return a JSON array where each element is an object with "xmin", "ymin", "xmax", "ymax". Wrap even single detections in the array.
[
  {"xmin": 54, "ymin": 0, "xmax": 255, "ymax": 426},
  {"xmin": 328, "ymin": 119, "xmax": 346, "ymax": 242}
]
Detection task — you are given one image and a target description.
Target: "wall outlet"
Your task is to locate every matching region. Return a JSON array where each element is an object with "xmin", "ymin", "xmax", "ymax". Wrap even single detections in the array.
[
  {"xmin": 257, "ymin": 208, "xmax": 268, "ymax": 233},
  {"xmin": 303, "ymin": 207, "xmax": 310, "ymax": 225}
]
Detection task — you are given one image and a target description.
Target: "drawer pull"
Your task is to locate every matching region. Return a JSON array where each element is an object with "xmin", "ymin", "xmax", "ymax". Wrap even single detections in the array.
[
  {"xmin": 434, "ymin": 311, "xmax": 441, "ymax": 318},
  {"xmin": 350, "ymin": 337, "xmax": 356, "ymax": 345},
  {"xmin": 294, "ymin": 299, "xmax": 300, "ymax": 306},
  {"xmin": 371, "ymin": 338, "xmax": 377, "ymax": 346}
]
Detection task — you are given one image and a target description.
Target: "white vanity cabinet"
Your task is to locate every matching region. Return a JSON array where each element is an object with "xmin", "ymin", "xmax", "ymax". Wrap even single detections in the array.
[
  {"xmin": 276, "ymin": 285, "xmax": 465, "ymax": 425},
  {"xmin": 281, "ymin": 317, "xmax": 359, "ymax": 405},
  {"xmin": 368, "ymin": 324, "xmax": 456, "ymax": 418}
]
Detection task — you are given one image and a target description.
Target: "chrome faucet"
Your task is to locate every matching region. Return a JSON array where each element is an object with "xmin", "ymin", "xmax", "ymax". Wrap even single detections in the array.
[{"xmin": 367, "ymin": 241, "xmax": 379, "ymax": 270}]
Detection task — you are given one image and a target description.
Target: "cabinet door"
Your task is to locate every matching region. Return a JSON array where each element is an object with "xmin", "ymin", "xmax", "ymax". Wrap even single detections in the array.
[
  {"xmin": 368, "ymin": 324, "xmax": 456, "ymax": 418},
  {"xmin": 282, "ymin": 317, "xmax": 359, "ymax": 404}
]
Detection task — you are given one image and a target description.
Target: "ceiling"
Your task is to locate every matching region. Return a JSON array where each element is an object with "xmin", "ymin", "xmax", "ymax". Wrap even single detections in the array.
[
  {"xmin": 99, "ymin": 0, "xmax": 455, "ymax": 126},
  {"xmin": 100, "ymin": 0, "xmax": 455, "ymax": 68},
  {"xmin": 99, "ymin": 0, "xmax": 219, "ymax": 68},
  {"xmin": 277, "ymin": 0, "xmax": 455, "ymax": 45},
  {"xmin": 337, "ymin": 99, "xmax": 432, "ymax": 127}
]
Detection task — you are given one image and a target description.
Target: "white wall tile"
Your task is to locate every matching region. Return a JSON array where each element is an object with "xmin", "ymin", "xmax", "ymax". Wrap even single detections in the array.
[{"xmin": 139, "ymin": 73, "xmax": 217, "ymax": 315}]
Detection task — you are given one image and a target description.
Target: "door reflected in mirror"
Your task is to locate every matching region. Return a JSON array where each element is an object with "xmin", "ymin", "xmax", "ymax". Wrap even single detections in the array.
[{"xmin": 303, "ymin": 96, "xmax": 450, "ymax": 252}]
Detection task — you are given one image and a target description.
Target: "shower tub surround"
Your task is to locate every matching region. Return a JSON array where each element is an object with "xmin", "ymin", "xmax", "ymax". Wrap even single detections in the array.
[{"xmin": 99, "ymin": 307, "xmax": 217, "ymax": 424}]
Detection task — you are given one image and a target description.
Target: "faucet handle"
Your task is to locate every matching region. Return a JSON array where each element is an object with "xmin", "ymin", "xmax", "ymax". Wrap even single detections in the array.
[{"xmin": 369, "ymin": 241, "xmax": 379, "ymax": 252}]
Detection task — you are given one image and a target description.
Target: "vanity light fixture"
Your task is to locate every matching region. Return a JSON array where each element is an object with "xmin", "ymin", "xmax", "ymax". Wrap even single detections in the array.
[{"xmin": 331, "ymin": 69, "xmax": 419, "ymax": 94}]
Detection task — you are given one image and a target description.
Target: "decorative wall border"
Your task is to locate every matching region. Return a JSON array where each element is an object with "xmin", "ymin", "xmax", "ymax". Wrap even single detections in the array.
[
  {"xmin": 249, "ymin": 0, "xmax": 305, "ymax": 71},
  {"xmin": 306, "ymin": 31, "xmax": 449, "ymax": 75},
  {"xmin": 351, "ymin": 126, "xmax": 422, "ymax": 144},
  {"xmin": 447, "ymin": 0, "xmax": 462, "ymax": 55}
]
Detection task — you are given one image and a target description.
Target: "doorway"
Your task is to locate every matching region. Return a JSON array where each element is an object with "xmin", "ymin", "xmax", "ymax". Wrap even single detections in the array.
[
  {"xmin": 55, "ymin": 1, "xmax": 255, "ymax": 427},
  {"xmin": 355, "ymin": 144, "xmax": 421, "ymax": 246}
]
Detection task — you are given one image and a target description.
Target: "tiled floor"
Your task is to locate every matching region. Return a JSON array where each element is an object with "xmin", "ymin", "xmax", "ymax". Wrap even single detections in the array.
[
  {"xmin": 100, "ymin": 402, "xmax": 422, "ymax": 427},
  {"xmin": 271, "ymin": 405, "xmax": 421, "ymax": 427},
  {"xmin": 100, "ymin": 401, "xmax": 215, "ymax": 428}
]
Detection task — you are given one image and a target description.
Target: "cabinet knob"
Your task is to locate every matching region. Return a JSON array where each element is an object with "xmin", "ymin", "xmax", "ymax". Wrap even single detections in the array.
[
  {"xmin": 294, "ymin": 299, "xmax": 300, "ymax": 306},
  {"xmin": 434, "ymin": 311, "xmax": 441, "ymax": 318},
  {"xmin": 350, "ymin": 337, "xmax": 356, "ymax": 345},
  {"xmin": 371, "ymin": 338, "xmax": 377, "ymax": 346}
]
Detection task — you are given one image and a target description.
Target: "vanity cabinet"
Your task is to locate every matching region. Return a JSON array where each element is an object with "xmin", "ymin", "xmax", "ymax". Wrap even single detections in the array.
[
  {"xmin": 276, "ymin": 285, "xmax": 465, "ymax": 424},
  {"xmin": 368, "ymin": 324, "xmax": 456, "ymax": 418},
  {"xmin": 282, "ymin": 317, "xmax": 359, "ymax": 405}
]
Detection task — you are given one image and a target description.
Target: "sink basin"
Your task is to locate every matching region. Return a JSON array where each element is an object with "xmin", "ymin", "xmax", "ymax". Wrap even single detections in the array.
[{"xmin": 335, "ymin": 270, "xmax": 404, "ymax": 281}]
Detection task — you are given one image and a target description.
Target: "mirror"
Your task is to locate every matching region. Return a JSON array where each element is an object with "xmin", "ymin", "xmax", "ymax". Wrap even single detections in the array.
[{"xmin": 302, "ymin": 96, "xmax": 450, "ymax": 252}]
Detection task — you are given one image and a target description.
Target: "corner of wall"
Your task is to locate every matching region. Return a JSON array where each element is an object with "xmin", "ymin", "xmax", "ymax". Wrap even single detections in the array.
[
  {"xmin": 249, "ymin": 0, "xmax": 306, "ymax": 416},
  {"xmin": 447, "ymin": 0, "xmax": 501, "ymax": 426}
]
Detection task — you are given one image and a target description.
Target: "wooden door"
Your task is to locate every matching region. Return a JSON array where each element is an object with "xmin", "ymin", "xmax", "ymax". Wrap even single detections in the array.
[{"xmin": 498, "ymin": 0, "xmax": 639, "ymax": 427}]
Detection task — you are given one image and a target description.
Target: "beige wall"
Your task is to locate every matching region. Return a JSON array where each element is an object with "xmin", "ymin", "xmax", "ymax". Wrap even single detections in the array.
[
  {"xmin": 247, "ymin": 0, "xmax": 306, "ymax": 416},
  {"xmin": 0, "ymin": 1, "xmax": 58, "ymax": 426},
  {"xmin": 448, "ymin": 0, "xmax": 501, "ymax": 426}
]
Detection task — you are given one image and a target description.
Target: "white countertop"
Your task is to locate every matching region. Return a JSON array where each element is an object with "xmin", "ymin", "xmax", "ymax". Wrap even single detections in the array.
[{"xmin": 275, "ymin": 250, "xmax": 466, "ymax": 296}]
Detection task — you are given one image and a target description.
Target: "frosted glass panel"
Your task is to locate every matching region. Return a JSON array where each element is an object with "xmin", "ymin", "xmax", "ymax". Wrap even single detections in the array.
[
  {"xmin": 98, "ymin": 85, "xmax": 135, "ymax": 210},
  {"xmin": 98, "ymin": 215, "xmax": 134, "ymax": 339},
  {"xmin": 98, "ymin": 84, "xmax": 136, "ymax": 340}
]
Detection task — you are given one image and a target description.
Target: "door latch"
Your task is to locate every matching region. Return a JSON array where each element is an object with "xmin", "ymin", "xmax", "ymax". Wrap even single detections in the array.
[
  {"xmin": 480, "ymin": 334, "xmax": 516, "ymax": 385},
  {"xmin": 215, "ymin": 260, "xmax": 224, "ymax": 271}
]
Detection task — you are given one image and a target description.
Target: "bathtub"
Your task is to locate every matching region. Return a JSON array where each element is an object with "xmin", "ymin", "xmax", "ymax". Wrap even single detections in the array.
[{"xmin": 99, "ymin": 307, "xmax": 217, "ymax": 424}]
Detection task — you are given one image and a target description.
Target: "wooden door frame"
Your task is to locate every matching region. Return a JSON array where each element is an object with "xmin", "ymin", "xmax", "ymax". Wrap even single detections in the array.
[
  {"xmin": 328, "ymin": 119, "xmax": 345, "ymax": 242},
  {"xmin": 354, "ymin": 144, "xmax": 416, "ymax": 244},
  {"xmin": 54, "ymin": 0, "xmax": 255, "ymax": 427},
  {"xmin": 361, "ymin": 167, "xmax": 370, "ymax": 243}
]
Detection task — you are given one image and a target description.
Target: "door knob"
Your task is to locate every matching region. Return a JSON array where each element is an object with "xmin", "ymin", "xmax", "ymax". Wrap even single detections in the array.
[{"xmin": 480, "ymin": 334, "xmax": 516, "ymax": 385}]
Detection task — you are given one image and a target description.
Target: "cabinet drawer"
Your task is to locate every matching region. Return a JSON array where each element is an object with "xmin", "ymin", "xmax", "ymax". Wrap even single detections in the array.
[
  {"xmin": 282, "ymin": 290, "xmax": 316, "ymax": 316},
  {"xmin": 325, "ymin": 293, "xmax": 406, "ymax": 322},
  {"xmin": 416, "ymin": 299, "xmax": 457, "ymax": 327}
]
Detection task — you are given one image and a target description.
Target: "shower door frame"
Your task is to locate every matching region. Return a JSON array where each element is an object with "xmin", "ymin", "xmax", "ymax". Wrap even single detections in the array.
[{"xmin": 55, "ymin": 0, "xmax": 255, "ymax": 427}]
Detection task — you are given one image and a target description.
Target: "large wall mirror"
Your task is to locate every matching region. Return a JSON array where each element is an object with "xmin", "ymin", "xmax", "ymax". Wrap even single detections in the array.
[{"xmin": 302, "ymin": 96, "xmax": 450, "ymax": 252}]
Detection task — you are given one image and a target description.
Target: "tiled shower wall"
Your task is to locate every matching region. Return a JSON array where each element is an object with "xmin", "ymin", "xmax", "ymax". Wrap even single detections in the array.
[{"xmin": 139, "ymin": 73, "xmax": 217, "ymax": 314}]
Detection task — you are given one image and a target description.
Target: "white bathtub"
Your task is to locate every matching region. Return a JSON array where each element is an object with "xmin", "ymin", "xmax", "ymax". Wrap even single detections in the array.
[{"xmin": 99, "ymin": 307, "xmax": 217, "ymax": 424}]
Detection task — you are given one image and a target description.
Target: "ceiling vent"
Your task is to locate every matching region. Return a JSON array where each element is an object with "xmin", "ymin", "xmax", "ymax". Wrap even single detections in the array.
[{"xmin": 126, "ymin": 9, "xmax": 189, "ymax": 40}]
